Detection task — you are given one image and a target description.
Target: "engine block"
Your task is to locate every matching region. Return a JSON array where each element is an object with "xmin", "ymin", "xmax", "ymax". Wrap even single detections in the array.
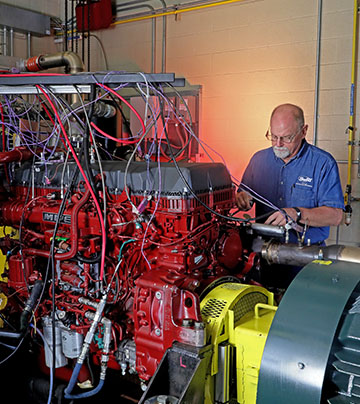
[{"xmin": 0, "ymin": 158, "xmax": 246, "ymax": 387}]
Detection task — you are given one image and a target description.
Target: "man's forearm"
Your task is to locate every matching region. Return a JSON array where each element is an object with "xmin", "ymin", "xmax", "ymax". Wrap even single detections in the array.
[
  {"xmin": 265, "ymin": 206, "xmax": 343, "ymax": 227},
  {"xmin": 296, "ymin": 206, "xmax": 343, "ymax": 227}
]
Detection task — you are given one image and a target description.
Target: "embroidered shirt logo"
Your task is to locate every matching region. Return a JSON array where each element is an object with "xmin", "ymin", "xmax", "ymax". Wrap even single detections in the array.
[
  {"xmin": 298, "ymin": 176, "xmax": 312, "ymax": 183},
  {"xmin": 296, "ymin": 175, "xmax": 313, "ymax": 188}
]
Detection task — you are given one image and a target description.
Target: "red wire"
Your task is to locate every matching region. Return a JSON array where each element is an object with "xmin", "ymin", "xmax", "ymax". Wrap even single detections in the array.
[
  {"xmin": 36, "ymin": 85, "xmax": 107, "ymax": 282},
  {"xmin": 90, "ymin": 121, "xmax": 139, "ymax": 145},
  {"xmin": 0, "ymin": 73, "xmax": 67, "ymax": 77},
  {"xmin": 96, "ymin": 83, "xmax": 146, "ymax": 136},
  {"xmin": 0, "ymin": 104, "xmax": 4, "ymax": 151}
]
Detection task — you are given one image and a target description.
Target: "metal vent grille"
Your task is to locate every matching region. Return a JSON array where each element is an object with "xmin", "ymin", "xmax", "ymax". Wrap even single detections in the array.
[
  {"xmin": 233, "ymin": 292, "xmax": 268, "ymax": 323},
  {"xmin": 328, "ymin": 291, "xmax": 360, "ymax": 403},
  {"xmin": 201, "ymin": 298, "xmax": 227, "ymax": 318},
  {"xmin": 221, "ymin": 283, "xmax": 245, "ymax": 290}
]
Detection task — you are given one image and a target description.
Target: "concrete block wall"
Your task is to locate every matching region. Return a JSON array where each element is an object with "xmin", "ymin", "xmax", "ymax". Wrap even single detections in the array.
[{"xmin": 22, "ymin": 0, "xmax": 360, "ymax": 246}]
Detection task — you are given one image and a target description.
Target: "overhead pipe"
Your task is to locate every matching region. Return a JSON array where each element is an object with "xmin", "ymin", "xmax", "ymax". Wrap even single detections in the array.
[
  {"xmin": 113, "ymin": 0, "xmax": 250, "ymax": 26},
  {"xmin": 19, "ymin": 51, "xmax": 84, "ymax": 74}
]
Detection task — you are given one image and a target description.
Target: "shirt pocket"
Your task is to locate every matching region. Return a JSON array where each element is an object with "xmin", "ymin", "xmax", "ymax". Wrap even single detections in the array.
[{"xmin": 291, "ymin": 184, "xmax": 316, "ymax": 208}]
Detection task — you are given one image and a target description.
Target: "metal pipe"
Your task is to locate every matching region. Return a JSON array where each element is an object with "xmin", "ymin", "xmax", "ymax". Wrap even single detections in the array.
[
  {"xmin": 249, "ymin": 223, "xmax": 285, "ymax": 238},
  {"xmin": 152, "ymin": 15, "xmax": 156, "ymax": 72},
  {"xmin": 255, "ymin": 240, "xmax": 360, "ymax": 267},
  {"xmin": 37, "ymin": 51, "xmax": 84, "ymax": 73},
  {"xmin": 162, "ymin": 14, "xmax": 166, "ymax": 72},
  {"xmin": 27, "ymin": 32, "xmax": 31, "ymax": 58},
  {"xmin": 3, "ymin": 27, "xmax": 7, "ymax": 56},
  {"xmin": 113, "ymin": 0, "xmax": 249, "ymax": 26},
  {"xmin": 312, "ymin": 0, "xmax": 322, "ymax": 146},
  {"xmin": 20, "ymin": 51, "xmax": 84, "ymax": 74},
  {"xmin": 9, "ymin": 28, "xmax": 13, "ymax": 57},
  {"xmin": 157, "ymin": 0, "xmax": 167, "ymax": 73},
  {"xmin": 117, "ymin": 0, "xmax": 152, "ymax": 7},
  {"xmin": 336, "ymin": 159, "xmax": 359, "ymax": 164}
]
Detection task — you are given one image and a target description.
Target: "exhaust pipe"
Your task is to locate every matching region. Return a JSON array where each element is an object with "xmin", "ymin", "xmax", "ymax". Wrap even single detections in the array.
[
  {"xmin": 19, "ymin": 51, "xmax": 84, "ymax": 74},
  {"xmin": 253, "ymin": 239, "xmax": 360, "ymax": 267}
]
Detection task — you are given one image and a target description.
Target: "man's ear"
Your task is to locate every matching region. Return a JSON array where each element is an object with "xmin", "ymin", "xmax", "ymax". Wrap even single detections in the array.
[{"xmin": 302, "ymin": 124, "xmax": 309, "ymax": 138}]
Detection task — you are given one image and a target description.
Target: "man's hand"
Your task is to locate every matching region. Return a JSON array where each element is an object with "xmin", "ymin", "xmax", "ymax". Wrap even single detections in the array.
[
  {"xmin": 235, "ymin": 191, "xmax": 253, "ymax": 211},
  {"xmin": 265, "ymin": 206, "xmax": 343, "ymax": 227},
  {"xmin": 265, "ymin": 208, "xmax": 297, "ymax": 226}
]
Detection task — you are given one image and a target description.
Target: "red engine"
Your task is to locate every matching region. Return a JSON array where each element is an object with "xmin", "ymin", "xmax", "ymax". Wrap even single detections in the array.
[
  {"xmin": 0, "ymin": 157, "xmax": 251, "ymax": 394},
  {"xmin": 0, "ymin": 70, "xmax": 264, "ymax": 402}
]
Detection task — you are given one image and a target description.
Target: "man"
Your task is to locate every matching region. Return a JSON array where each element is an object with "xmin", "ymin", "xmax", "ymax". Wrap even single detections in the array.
[{"xmin": 236, "ymin": 103, "xmax": 344, "ymax": 246}]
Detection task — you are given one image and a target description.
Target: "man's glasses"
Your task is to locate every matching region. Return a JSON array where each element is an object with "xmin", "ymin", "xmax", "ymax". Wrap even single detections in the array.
[{"xmin": 265, "ymin": 126, "xmax": 304, "ymax": 144}]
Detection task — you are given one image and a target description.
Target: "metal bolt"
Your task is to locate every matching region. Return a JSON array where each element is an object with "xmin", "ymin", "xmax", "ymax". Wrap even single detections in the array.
[
  {"xmin": 57, "ymin": 311, "xmax": 66, "ymax": 320},
  {"xmin": 155, "ymin": 328, "xmax": 161, "ymax": 336},
  {"xmin": 298, "ymin": 362, "xmax": 305, "ymax": 369},
  {"xmin": 155, "ymin": 291, "xmax": 162, "ymax": 300},
  {"xmin": 332, "ymin": 275, "xmax": 339, "ymax": 283},
  {"xmin": 182, "ymin": 318, "xmax": 193, "ymax": 327},
  {"xmin": 120, "ymin": 362, "xmax": 127, "ymax": 376}
]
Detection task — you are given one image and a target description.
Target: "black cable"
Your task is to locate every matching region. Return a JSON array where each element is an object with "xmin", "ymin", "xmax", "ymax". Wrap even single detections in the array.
[
  {"xmin": 18, "ymin": 157, "xmax": 36, "ymax": 295},
  {"xmin": 76, "ymin": 251, "xmax": 101, "ymax": 263},
  {"xmin": 44, "ymin": 156, "xmax": 81, "ymax": 404},
  {"xmin": 82, "ymin": 85, "xmax": 98, "ymax": 194},
  {"xmin": 65, "ymin": 0, "xmax": 68, "ymax": 52},
  {"xmin": 75, "ymin": 0, "xmax": 79, "ymax": 54},
  {"xmin": 71, "ymin": 0, "xmax": 74, "ymax": 52},
  {"xmin": 87, "ymin": 0, "xmax": 90, "ymax": 71},
  {"xmin": 107, "ymin": 92, "xmax": 133, "ymax": 139},
  {"xmin": 81, "ymin": 0, "xmax": 85, "ymax": 63}
]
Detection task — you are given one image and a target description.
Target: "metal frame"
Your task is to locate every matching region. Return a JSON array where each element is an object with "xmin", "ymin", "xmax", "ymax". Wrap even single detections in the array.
[
  {"xmin": 0, "ymin": 73, "xmax": 185, "ymax": 95},
  {"xmin": 0, "ymin": 3, "xmax": 51, "ymax": 36}
]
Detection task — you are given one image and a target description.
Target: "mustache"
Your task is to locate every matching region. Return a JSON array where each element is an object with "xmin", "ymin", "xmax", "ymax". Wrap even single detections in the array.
[{"xmin": 273, "ymin": 146, "xmax": 290, "ymax": 158}]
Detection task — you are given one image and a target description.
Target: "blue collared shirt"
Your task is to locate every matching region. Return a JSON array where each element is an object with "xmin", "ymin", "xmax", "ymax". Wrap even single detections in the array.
[{"xmin": 241, "ymin": 141, "xmax": 344, "ymax": 244}]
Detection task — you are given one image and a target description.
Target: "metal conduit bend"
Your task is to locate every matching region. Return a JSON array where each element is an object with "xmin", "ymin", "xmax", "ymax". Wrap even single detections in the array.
[{"xmin": 20, "ymin": 51, "xmax": 84, "ymax": 74}]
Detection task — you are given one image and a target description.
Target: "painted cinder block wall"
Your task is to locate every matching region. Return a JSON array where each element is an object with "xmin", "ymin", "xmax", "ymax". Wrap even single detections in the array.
[
  {"xmin": 82, "ymin": 0, "xmax": 359, "ymax": 246},
  {"xmin": 22, "ymin": 0, "xmax": 360, "ymax": 246}
]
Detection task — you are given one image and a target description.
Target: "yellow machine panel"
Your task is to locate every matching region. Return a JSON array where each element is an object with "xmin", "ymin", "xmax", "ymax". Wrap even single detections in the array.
[
  {"xmin": 201, "ymin": 282, "xmax": 277, "ymax": 404},
  {"xmin": 0, "ymin": 226, "xmax": 18, "ymax": 282}
]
